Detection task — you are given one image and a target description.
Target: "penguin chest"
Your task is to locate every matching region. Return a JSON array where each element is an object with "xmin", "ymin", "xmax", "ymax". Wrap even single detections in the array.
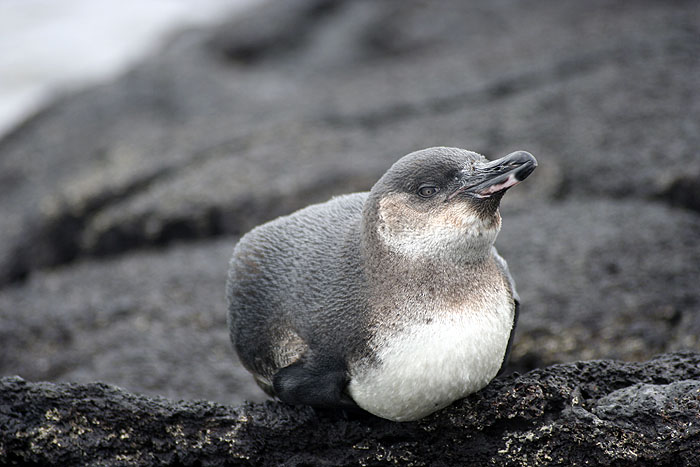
[{"xmin": 347, "ymin": 299, "xmax": 514, "ymax": 422}]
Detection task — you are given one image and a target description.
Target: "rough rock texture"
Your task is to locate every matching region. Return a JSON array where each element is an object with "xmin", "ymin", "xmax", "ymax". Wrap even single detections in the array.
[
  {"xmin": 0, "ymin": 239, "xmax": 260, "ymax": 405},
  {"xmin": 1, "ymin": 0, "xmax": 698, "ymax": 401},
  {"xmin": 0, "ymin": 0, "xmax": 699, "ymax": 464},
  {"xmin": 2, "ymin": 353, "xmax": 699, "ymax": 466},
  {"xmin": 499, "ymin": 200, "xmax": 700, "ymax": 371}
]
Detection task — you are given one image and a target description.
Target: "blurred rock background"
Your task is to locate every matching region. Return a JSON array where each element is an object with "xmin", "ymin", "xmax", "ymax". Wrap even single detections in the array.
[{"xmin": 0, "ymin": 0, "xmax": 698, "ymax": 406}]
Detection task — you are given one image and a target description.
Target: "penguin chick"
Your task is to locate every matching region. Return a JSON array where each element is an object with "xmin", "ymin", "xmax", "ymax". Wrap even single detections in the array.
[{"xmin": 227, "ymin": 147, "xmax": 537, "ymax": 421}]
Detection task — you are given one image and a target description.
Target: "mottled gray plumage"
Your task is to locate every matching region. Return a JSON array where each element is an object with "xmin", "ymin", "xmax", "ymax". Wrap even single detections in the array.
[{"xmin": 227, "ymin": 147, "xmax": 536, "ymax": 421}]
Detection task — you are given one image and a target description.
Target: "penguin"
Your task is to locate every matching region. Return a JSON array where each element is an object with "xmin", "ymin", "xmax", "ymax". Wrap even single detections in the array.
[{"xmin": 227, "ymin": 147, "xmax": 536, "ymax": 421}]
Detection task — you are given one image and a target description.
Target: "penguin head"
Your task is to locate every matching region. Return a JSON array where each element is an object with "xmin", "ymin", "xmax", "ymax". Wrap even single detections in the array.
[{"xmin": 365, "ymin": 147, "xmax": 536, "ymax": 262}]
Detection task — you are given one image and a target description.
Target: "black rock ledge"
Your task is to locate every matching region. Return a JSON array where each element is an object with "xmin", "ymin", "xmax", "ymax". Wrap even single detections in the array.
[{"xmin": 1, "ymin": 352, "xmax": 699, "ymax": 466}]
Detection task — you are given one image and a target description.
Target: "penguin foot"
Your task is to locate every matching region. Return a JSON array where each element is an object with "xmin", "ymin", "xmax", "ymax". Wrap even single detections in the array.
[
  {"xmin": 312, "ymin": 404, "xmax": 377, "ymax": 422},
  {"xmin": 272, "ymin": 357, "xmax": 356, "ymax": 409}
]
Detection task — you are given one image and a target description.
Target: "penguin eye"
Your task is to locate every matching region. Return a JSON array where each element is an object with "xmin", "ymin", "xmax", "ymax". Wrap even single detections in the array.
[{"xmin": 417, "ymin": 185, "xmax": 440, "ymax": 198}]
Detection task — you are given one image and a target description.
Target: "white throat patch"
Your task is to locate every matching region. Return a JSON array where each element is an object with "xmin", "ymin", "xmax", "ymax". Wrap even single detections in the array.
[{"xmin": 376, "ymin": 193, "xmax": 500, "ymax": 261}]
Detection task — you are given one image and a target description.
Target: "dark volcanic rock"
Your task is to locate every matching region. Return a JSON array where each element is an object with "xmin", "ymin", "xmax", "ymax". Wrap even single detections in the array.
[
  {"xmin": 0, "ymin": 238, "xmax": 266, "ymax": 405},
  {"xmin": 0, "ymin": 0, "xmax": 699, "ymax": 464},
  {"xmin": 498, "ymin": 200, "xmax": 700, "ymax": 371},
  {"xmin": 2, "ymin": 353, "xmax": 699, "ymax": 466},
  {"xmin": 0, "ymin": 0, "xmax": 697, "ymax": 284}
]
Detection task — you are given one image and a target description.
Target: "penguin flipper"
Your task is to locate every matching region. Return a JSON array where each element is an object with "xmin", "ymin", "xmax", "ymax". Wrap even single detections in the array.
[
  {"xmin": 492, "ymin": 247, "xmax": 520, "ymax": 375},
  {"xmin": 272, "ymin": 355, "xmax": 358, "ymax": 409},
  {"xmin": 497, "ymin": 298, "xmax": 519, "ymax": 375}
]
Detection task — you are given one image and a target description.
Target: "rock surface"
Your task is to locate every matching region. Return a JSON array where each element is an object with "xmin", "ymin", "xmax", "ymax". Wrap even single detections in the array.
[
  {"xmin": 0, "ymin": 238, "xmax": 261, "ymax": 405},
  {"xmin": 0, "ymin": 0, "xmax": 699, "ymax": 464},
  {"xmin": 2, "ymin": 352, "xmax": 699, "ymax": 466}
]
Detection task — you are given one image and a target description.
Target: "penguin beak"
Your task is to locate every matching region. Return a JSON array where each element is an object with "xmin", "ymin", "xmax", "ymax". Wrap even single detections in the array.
[{"xmin": 450, "ymin": 151, "xmax": 537, "ymax": 200}]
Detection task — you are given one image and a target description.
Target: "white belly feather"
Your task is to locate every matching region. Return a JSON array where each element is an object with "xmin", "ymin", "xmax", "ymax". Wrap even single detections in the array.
[{"xmin": 348, "ymin": 297, "xmax": 514, "ymax": 422}]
